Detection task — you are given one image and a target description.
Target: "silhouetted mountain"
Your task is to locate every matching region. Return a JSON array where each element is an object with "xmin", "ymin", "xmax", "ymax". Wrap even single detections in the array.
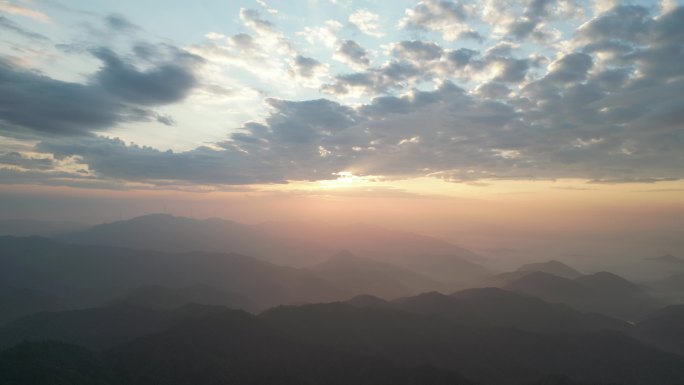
[
  {"xmin": 575, "ymin": 272, "xmax": 642, "ymax": 296},
  {"xmin": 0, "ymin": 303, "xmax": 228, "ymax": 350},
  {"xmin": 347, "ymin": 294, "xmax": 394, "ymax": 308},
  {"xmin": 646, "ymin": 254, "xmax": 684, "ymax": 265},
  {"xmin": 0, "ymin": 313, "xmax": 476, "ymax": 385},
  {"xmin": 310, "ymin": 250, "xmax": 446, "ymax": 298},
  {"xmin": 256, "ymin": 220, "xmax": 489, "ymax": 285},
  {"xmin": 635, "ymin": 305, "xmax": 684, "ymax": 355},
  {"xmin": 109, "ymin": 308, "xmax": 475, "ymax": 385},
  {"xmin": 1, "ymin": 298, "xmax": 683, "ymax": 385},
  {"xmin": 516, "ymin": 260, "xmax": 583, "ymax": 279},
  {"xmin": 257, "ymin": 220, "xmax": 480, "ymax": 260},
  {"xmin": 504, "ymin": 272, "xmax": 660, "ymax": 320},
  {"xmin": 393, "ymin": 288, "xmax": 628, "ymax": 333},
  {"xmin": 60, "ymin": 214, "xmax": 490, "ymax": 284},
  {"xmin": 0, "ymin": 341, "xmax": 114, "ymax": 385},
  {"xmin": 261, "ymin": 301, "xmax": 684, "ymax": 385},
  {"xmin": 0, "ymin": 236, "xmax": 346, "ymax": 310},
  {"xmin": 0, "ymin": 285, "xmax": 65, "ymax": 325},
  {"xmin": 59, "ymin": 214, "xmax": 331, "ymax": 266},
  {"xmin": 505, "ymin": 271, "xmax": 594, "ymax": 301},
  {"xmin": 111, "ymin": 284, "xmax": 252, "ymax": 310}
]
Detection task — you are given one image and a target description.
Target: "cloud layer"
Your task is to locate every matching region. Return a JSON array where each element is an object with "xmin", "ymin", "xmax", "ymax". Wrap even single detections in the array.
[{"xmin": 0, "ymin": 1, "xmax": 683, "ymax": 188}]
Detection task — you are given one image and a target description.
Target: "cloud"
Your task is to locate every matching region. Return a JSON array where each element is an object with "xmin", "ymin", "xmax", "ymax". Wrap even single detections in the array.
[
  {"xmin": 256, "ymin": 0, "xmax": 278, "ymax": 14},
  {"xmin": 92, "ymin": 47, "xmax": 202, "ymax": 105},
  {"xmin": 104, "ymin": 14, "xmax": 140, "ymax": 33},
  {"xmin": 3, "ymin": 3, "xmax": 684, "ymax": 189},
  {"xmin": 399, "ymin": 0, "xmax": 472, "ymax": 41},
  {"xmin": 333, "ymin": 40, "xmax": 370, "ymax": 69},
  {"xmin": 322, "ymin": 62, "xmax": 422, "ymax": 96},
  {"xmin": 0, "ymin": 152, "xmax": 53, "ymax": 170},
  {"xmin": 239, "ymin": 8, "xmax": 277, "ymax": 37},
  {"xmin": 0, "ymin": 1, "xmax": 50, "ymax": 22},
  {"xmin": 392, "ymin": 40, "xmax": 444, "ymax": 63},
  {"xmin": 0, "ymin": 43, "xmax": 202, "ymax": 138},
  {"xmin": 348, "ymin": 9, "xmax": 384, "ymax": 37},
  {"xmin": 0, "ymin": 15, "xmax": 49, "ymax": 41},
  {"xmin": 544, "ymin": 52, "xmax": 592, "ymax": 83},
  {"xmin": 0, "ymin": 58, "xmax": 149, "ymax": 137}
]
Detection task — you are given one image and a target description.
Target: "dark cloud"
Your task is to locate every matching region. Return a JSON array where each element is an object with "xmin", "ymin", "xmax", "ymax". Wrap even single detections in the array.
[
  {"xmin": 576, "ymin": 5, "xmax": 651, "ymax": 45},
  {"xmin": 104, "ymin": 14, "xmax": 140, "ymax": 33},
  {"xmin": 493, "ymin": 57, "xmax": 530, "ymax": 83},
  {"xmin": 289, "ymin": 55, "xmax": 323, "ymax": 78},
  {"xmin": 334, "ymin": 40, "xmax": 370, "ymax": 68},
  {"xmin": 0, "ymin": 152, "xmax": 53, "ymax": 170},
  {"xmin": 0, "ymin": 42, "xmax": 202, "ymax": 138},
  {"xmin": 392, "ymin": 40, "xmax": 444, "ymax": 62},
  {"xmin": 545, "ymin": 53, "xmax": 592, "ymax": 83},
  {"xmin": 0, "ymin": 58, "xmax": 150, "ymax": 137},
  {"xmin": 323, "ymin": 62, "xmax": 421, "ymax": 95},
  {"xmin": 92, "ymin": 47, "xmax": 201, "ymax": 105},
  {"xmin": 447, "ymin": 48, "xmax": 478, "ymax": 67}
]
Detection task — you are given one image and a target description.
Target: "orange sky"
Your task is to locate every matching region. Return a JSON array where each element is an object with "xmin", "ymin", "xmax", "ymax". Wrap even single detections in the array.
[{"xmin": 2, "ymin": 177, "xmax": 682, "ymax": 267}]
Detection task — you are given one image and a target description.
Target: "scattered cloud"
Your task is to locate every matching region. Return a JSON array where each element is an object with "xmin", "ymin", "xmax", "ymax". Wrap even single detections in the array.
[
  {"xmin": 349, "ymin": 9, "xmax": 384, "ymax": 37},
  {"xmin": 0, "ymin": 1, "xmax": 50, "ymax": 22}
]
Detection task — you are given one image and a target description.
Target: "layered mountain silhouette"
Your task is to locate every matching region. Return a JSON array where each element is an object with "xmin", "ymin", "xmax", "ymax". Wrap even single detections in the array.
[
  {"xmin": 310, "ymin": 250, "xmax": 447, "ymax": 298},
  {"xmin": 58, "ymin": 214, "xmax": 332, "ymax": 266},
  {"xmin": 645, "ymin": 254, "xmax": 684, "ymax": 265},
  {"xmin": 0, "ymin": 236, "xmax": 346, "ymax": 310},
  {"xmin": 516, "ymin": 260, "xmax": 583, "ymax": 278},
  {"xmin": 2, "ymin": 293, "xmax": 684, "ymax": 385},
  {"xmin": 258, "ymin": 220, "xmax": 490, "ymax": 286},
  {"xmin": 261, "ymin": 301, "xmax": 684, "ymax": 385},
  {"xmin": 635, "ymin": 304, "xmax": 684, "ymax": 355},
  {"xmin": 0, "ymin": 285, "xmax": 65, "ymax": 325},
  {"xmin": 487, "ymin": 260, "xmax": 583, "ymax": 287},
  {"xmin": 503, "ymin": 271, "xmax": 660, "ymax": 320},
  {"xmin": 111, "ymin": 284, "xmax": 250, "ymax": 310},
  {"xmin": 58, "ymin": 214, "xmax": 485, "ymax": 275},
  {"xmin": 2, "ymin": 215, "xmax": 684, "ymax": 385}
]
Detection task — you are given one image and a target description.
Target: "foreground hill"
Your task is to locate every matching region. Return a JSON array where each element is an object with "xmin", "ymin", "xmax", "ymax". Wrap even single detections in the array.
[
  {"xmin": 1, "ymin": 294, "xmax": 683, "ymax": 385},
  {"xmin": 635, "ymin": 304, "xmax": 684, "ymax": 355},
  {"xmin": 261, "ymin": 302, "xmax": 684, "ymax": 385},
  {"xmin": 0, "ymin": 303, "xmax": 228, "ymax": 350},
  {"xmin": 392, "ymin": 288, "xmax": 628, "ymax": 333},
  {"xmin": 0, "ymin": 285, "xmax": 65, "ymax": 325},
  {"xmin": 0, "ymin": 236, "xmax": 346, "ymax": 310},
  {"xmin": 0, "ymin": 309, "xmax": 475, "ymax": 385}
]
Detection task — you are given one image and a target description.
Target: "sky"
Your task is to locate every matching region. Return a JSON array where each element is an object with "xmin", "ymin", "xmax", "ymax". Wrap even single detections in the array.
[{"xmin": 0, "ymin": 0, "xmax": 683, "ymax": 261}]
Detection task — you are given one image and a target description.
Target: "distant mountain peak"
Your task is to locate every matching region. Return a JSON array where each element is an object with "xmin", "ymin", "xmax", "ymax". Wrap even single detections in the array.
[
  {"xmin": 516, "ymin": 260, "xmax": 583, "ymax": 278},
  {"xmin": 330, "ymin": 249, "xmax": 360, "ymax": 260},
  {"xmin": 646, "ymin": 254, "xmax": 684, "ymax": 264},
  {"xmin": 347, "ymin": 294, "xmax": 391, "ymax": 308}
]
